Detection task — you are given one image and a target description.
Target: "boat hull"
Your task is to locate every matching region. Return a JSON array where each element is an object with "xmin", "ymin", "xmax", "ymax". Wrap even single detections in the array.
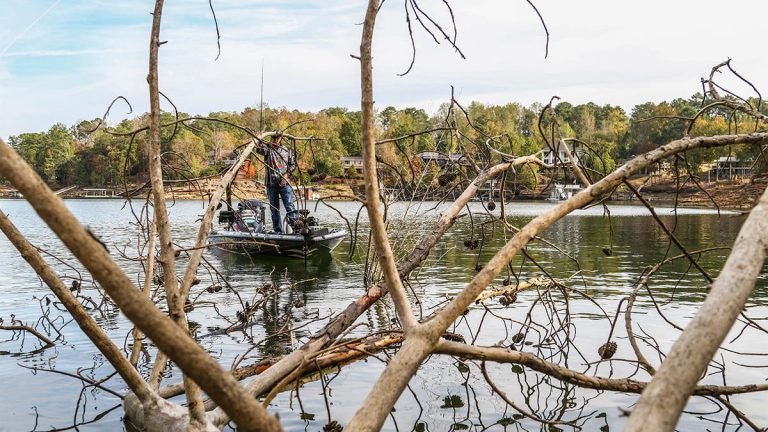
[{"xmin": 208, "ymin": 229, "xmax": 346, "ymax": 257}]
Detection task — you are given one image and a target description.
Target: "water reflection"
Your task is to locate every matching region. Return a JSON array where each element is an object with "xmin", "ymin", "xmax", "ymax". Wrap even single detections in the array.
[{"xmin": 0, "ymin": 199, "xmax": 766, "ymax": 431}]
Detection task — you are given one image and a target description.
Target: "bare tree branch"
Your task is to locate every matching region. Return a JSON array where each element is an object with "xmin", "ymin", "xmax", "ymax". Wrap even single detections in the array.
[{"xmin": 626, "ymin": 182, "xmax": 768, "ymax": 431}]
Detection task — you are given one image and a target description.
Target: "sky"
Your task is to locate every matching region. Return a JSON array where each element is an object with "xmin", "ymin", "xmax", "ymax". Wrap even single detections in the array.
[{"xmin": 1, "ymin": 0, "xmax": 767, "ymax": 140}]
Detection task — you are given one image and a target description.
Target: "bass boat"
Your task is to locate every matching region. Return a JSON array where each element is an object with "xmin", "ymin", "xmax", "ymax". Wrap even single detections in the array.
[{"xmin": 208, "ymin": 200, "xmax": 347, "ymax": 257}]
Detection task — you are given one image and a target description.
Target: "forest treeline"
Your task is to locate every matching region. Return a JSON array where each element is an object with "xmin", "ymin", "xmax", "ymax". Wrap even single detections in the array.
[{"xmin": 6, "ymin": 94, "xmax": 767, "ymax": 188}]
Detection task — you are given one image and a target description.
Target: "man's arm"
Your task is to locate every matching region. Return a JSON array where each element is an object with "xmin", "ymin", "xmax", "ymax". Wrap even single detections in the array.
[{"xmin": 255, "ymin": 141, "xmax": 268, "ymax": 156}]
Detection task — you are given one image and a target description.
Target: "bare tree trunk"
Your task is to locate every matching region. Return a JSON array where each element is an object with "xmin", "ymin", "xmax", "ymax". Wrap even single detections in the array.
[
  {"xmin": 345, "ymin": 131, "xmax": 768, "ymax": 430},
  {"xmin": 178, "ymin": 138, "xmax": 260, "ymax": 301},
  {"xmin": 625, "ymin": 184, "xmax": 768, "ymax": 431},
  {"xmin": 559, "ymin": 138, "xmax": 591, "ymax": 187},
  {"xmin": 0, "ymin": 140, "xmax": 281, "ymax": 431},
  {"xmin": 0, "ymin": 210, "xmax": 157, "ymax": 405},
  {"xmin": 146, "ymin": 136, "xmax": 259, "ymax": 394},
  {"xmin": 358, "ymin": 0, "xmax": 417, "ymax": 331},
  {"xmin": 205, "ymin": 159, "xmax": 546, "ymax": 428},
  {"xmin": 145, "ymin": 1, "xmax": 207, "ymax": 425}
]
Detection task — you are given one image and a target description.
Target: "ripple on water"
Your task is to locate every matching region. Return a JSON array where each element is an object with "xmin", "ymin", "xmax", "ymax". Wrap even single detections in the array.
[{"xmin": 0, "ymin": 199, "xmax": 763, "ymax": 431}]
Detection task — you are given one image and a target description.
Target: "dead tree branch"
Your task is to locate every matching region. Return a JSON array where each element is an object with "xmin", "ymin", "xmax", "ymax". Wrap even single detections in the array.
[
  {"xmin": 626, "ymin": 180, "xmax": 768, "ymax": 431},
  {"xmin": 0, "ymin": 139, "xmax": 281, "ymax": 431}
]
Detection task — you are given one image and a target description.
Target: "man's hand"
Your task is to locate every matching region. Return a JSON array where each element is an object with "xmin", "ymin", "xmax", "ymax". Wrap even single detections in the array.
[{"xmin": 279, "ymin": 174, "xmax": 289, "ymax": 187}]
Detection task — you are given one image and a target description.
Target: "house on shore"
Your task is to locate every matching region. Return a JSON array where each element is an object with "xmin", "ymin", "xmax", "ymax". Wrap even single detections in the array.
[
  {"xmin": 340, "ymin": 156, "xmax": 364, "ymax": 173},
  {"xmin": 710, "ymin": 156, "xmax": 751, "ymax": 181},
  {"xmin": 340, "ymin": 156, "xmax": 384, "ymax": 175},
  {"xmin": 80, "ymin": 188, "xmax": 115, "ymax": 198},
  {"xmin": 542, "ymin": 141, "xmax": 581, "ymax": 167},
  {"xmin": 417, "ymin": 151, "xmax": 469, "ymax": 168}
]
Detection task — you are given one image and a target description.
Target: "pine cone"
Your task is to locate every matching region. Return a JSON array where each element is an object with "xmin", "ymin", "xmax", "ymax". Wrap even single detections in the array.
[
  {"xmin": 463, "ymin": 239, "xmax": 480, "ymax": 250},
  {"xmin": 206, "ymin": 285, "xmax": 222, "ymax": 293},
  {"xmin": 323, "ymin": 420, "xmax": 343, "ymax": 432},
  {"xmin": 511, "ymin": 333, "xmax": 524, "ymax": 344},
  {"xmin": 499, "ymin": 292, "xmax": 517, "ymax": 306},
  {"xmin": 598, "ymin": 341, "xmax": 617, "ymax": 359}
]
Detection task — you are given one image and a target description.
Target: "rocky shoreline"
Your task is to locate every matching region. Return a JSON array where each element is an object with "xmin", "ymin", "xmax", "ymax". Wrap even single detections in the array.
[{"xmin": 627, "ymin": 178, "xmax": 766, "ymax": 210}]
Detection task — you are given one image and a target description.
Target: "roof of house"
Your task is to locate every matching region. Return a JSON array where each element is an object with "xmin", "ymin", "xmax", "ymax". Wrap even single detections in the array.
[
  {"xmin": 417, "ymin": 151, "xmax": 465, "ymax": 161},
  {"xmin": 716, "ymin": 156, "xmax": 740, "ymax": 163},
  {"xmin": 543, "ymin": 141, "xmax": 580, "ymax": 154}
]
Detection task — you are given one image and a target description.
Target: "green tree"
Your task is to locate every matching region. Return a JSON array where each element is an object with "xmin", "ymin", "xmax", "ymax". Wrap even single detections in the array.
[
  {"xmin": 9, "ymin": 123, "xmax": 75, "ymax": 183},
  {"xmin": 624, "ymin": 102, "xmax": 682, "ymax": 158},
  {"xmin": 170, "ymin": 129, "xmax": 207, "ymax": 178},
  {"xmin": 381, "ymin": 107, "xmax": 433, "ymax": 152},
  {"xmin": 340, "ymin": 111, "xmax": 363, "ymax": 156}
]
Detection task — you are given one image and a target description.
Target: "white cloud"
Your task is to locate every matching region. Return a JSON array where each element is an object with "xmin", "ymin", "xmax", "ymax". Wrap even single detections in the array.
[{"xmin": 2, "ymin": 0, "xmax": 768, "ymax": 140}]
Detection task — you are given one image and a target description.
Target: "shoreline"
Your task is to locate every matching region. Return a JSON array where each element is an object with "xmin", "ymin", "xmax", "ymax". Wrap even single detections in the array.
[
  {"xmin": 0, "ymin": 178, "xmax": 763, "ymax": 211},
  {"xmin": 0, "ymin": 193, "xmax": 753, "ymax": 213}
]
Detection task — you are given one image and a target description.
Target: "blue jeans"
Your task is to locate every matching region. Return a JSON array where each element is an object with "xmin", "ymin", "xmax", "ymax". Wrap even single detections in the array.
[{"xmin": 266, "ymin": 183, "xmax": 297, "ymax": 233}]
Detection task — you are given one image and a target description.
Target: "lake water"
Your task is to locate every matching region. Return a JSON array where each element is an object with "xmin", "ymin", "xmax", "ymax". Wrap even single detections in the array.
[{"xmin": 0, "ymin": 198, "xmax": 765, "ymax": 431}]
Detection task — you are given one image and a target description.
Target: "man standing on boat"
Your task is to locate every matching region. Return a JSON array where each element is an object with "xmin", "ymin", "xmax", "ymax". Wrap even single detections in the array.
[{"xmin": 256, "ymin": 131, "xmax": 297, "ymax": 233}]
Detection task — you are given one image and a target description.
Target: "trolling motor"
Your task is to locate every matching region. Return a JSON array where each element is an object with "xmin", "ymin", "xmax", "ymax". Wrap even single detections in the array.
[
  {"xmin": 292, "ymin": 209, "xmax": 313, "ymax": 232},
  {"xmin": 292, "ymin": 209, "xmax": 315, "ymax": 263}
]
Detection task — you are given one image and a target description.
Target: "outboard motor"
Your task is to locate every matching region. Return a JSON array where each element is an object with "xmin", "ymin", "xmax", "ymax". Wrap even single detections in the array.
[{"xmin": 236, "ymin": 200, "xmax": 266, "ymax": 233}]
